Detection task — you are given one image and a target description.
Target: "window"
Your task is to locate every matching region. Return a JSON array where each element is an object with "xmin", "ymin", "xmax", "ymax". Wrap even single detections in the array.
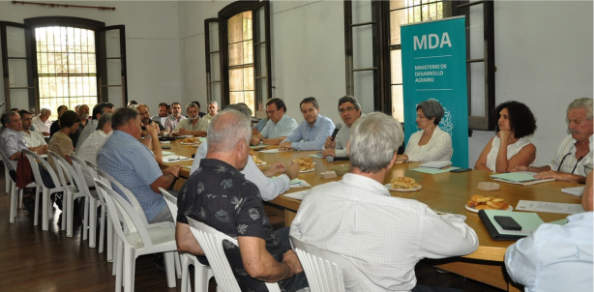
[
  {"xmin": 205, "ymin": 0, "xmax": 271, "ymax": 115},
  {"xmin": 1, "ymin": 17, "xmax": 128, "ymax": 117},
  {"xmin": 345, "ymin": 0, "xmax": 495, "ymax": 130}
]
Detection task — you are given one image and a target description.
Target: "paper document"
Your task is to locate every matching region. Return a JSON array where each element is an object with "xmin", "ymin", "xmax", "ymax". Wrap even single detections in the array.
[
  {"xmin": 411, "ymin": 167, "xmax": 459, "ymax": 174},
  {"xmin": 516, "ymin": 200, "xmax": 585, "ymax": 215},
  {"xmin": 561, "ymin": 186, "xmax": 585, "ymax": 197},
  {"xmin": 309, "ymin": 154, "xmax": 323, "ymax": 158},
  {"xmin": 284, "ymin": 190, "xmax": 308, "ymax": 201},
  {"xmin": 162, "ymin": 151, "xmax": 175, "ymax": 156},
  {"xmin": 289, "ymin": 179, "xmax": 311, "ymax": 188},
  {"xmin": 491, "ymin": 171, "xmax": 539, "ymax": 182},
  {"xmin": 163, "ymin": 155, "xmax": 193, "ymax": 163}
]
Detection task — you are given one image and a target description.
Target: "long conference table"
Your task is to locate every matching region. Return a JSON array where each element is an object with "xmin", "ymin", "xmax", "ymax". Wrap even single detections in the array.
[{"xmin": 161, "ymin": 139, "xmax": 582, "ymax": 292}]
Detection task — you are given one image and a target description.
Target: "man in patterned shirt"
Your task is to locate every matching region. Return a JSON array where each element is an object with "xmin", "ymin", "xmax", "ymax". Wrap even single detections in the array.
[
  {"xmin": 97, "ymin": 107, "xmax": 182, "ymax": 223},
  {"xmin": 176, "ymin": 109, "xmax": 308, "ymax": 292},
  {"xmin": 164, "ymin": 102, "xmax": 186, "ymax": 132},
  {"xmin": 291, "ymin": 113, "xmax": 478, "ymax": 292}
]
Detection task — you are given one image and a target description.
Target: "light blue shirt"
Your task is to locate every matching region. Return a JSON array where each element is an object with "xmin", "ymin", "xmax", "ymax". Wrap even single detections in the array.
[
  {"xmin": 0, "ymin": 128, "xmax": 27, "ymax": 161},
  {"xmin": 505, "ymin": 212, "xmax": 593, "ymax": 292},
  {"xmin": 282, "ymin": 114, "xmax": 335, "ymax": 151},
  {"xmin": 260, "ymin": 114, "xmax": 298, "ymax": 139},
  {"xmin": 97, "ymin": 130, "xmax": 166, "ymax": 221}
]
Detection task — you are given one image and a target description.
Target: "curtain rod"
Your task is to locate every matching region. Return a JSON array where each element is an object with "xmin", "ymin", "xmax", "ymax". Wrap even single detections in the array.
[{"xmin": 12, "ymin": 1, "xmax": 116, "ymax": 11}]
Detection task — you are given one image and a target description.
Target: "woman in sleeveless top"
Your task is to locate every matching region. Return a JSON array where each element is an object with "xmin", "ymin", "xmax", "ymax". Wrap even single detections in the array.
[
  {"xmin": 396, "ymin": 100, "xmax": 453, "ymax": 163},
  {"xmin": 475, "ymin": 101, "xmax": 537, "ymax": 173}
]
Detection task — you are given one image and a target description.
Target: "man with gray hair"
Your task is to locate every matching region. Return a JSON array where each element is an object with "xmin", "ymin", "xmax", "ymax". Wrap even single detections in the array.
[
  {"xmin": 77, "ymin": 112, "xmax": 113, "ymax": 185},
  {"xmin": 203, "ymin": 100, "xmax": 218, "ymax": 122},
  {"xmin": 172, "ymin": 102, "xmax": 208, "ymax": 137},
  {"xmin": 190, "ymin": 103, "xmax": 299, "ymax": 200},
  {"xmin": 177, "ymin": 108, "xmax": 307, "ymax": 292},
  {"xmin": 32, "ymin": 108, "xmax": 52, "ymax": 136},
  {"xmin": 291, "ymin": 112, "xmax": 478, "ymax": 292},
  {"xmin": 512, "ymin": 97, "xmax": 593, "ymax": 183},
  {"xmin": 322, "ymin": 96, "xmax": 365, "ymax": 159}
]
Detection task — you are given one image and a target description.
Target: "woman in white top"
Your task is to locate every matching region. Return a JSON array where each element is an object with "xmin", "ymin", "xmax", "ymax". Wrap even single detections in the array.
[
  {"xmin": 396, "ymin": 100, "xmax": 453, "ymax": 162},
  {"xmin": 475, "ymin": 101, "xmax": 537, "ymax": 173}
]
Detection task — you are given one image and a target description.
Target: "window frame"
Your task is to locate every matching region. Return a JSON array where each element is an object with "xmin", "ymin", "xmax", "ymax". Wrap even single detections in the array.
[
  {"xmin": 207, "ymin": 0, "xmax": 272, "ymax": 113},
  {"xmin": 344, "ymin": 0, "xmax": 495, "ymax": 131}
]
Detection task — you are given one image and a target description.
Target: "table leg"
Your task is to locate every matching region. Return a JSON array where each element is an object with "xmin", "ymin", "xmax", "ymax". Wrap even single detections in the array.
[{"xmin": 284, "ymin": 209, "xmax": 297, "ymax": 227}]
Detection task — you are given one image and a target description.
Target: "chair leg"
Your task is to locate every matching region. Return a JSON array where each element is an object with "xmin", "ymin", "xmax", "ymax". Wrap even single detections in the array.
[
  {"xmin": 107, "ymin": 216, "xmax": 114, "ymax": 262},
  {"xmin": 9, "ymin": 184, "xmax": 17, "ymax": 224},
  {"xmin": 65, "ymin": 191, "xmax": 72, "ymax": 235},
  {"xmin": 164, "ymin": 252, "xmax": 176, "ymax": 288},
  {"xmin": 98, "ymin": 205, "xmax": 106, "ymax": 253},
  {"xmin": 175, "ymin": 252, "xmax": 182, "ymax": 279},
  {"xmin": 34, "ymin": 187, "xmax": 40, "ymax": 226},
  {"xmin": 114, "ymin": 239, "xmax": 123, "ymax": 292},
  {"xmin": 5, "ymin": 168, "xmax": 9, "ymax": 194},
  {"xmin": 181, "ymin": 255, "xmax": 190, "ymax": 292},
  {"xmin": 18, "ymin": 188, "xmax": 23, "ymax": 209},
  {"xmin": 89, "ymin": 199, "xmax": 97, "ymax": 248},
  {"xmin": 82, "ymin": 197, "xmax": 90, "ymax": 241},
  {"xmin": 42, "ymin": 188, "xmax": 49, "ymax": 231},
  {"xmin": 123, "ymin": 247, "xmax": 134, "ymax": 292}
]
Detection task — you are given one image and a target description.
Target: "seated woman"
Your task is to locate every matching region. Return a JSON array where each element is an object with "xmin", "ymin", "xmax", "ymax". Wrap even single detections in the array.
[
  {"xmin": 475, "ymin": 101, "xmax": 537, "ymax": 173},
  {"xmin": 396, "ymin": 100, "xmax": 453, "ymax": 162}
]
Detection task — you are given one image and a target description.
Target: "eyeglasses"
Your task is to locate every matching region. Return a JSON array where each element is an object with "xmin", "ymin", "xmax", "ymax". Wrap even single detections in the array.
[
  {"xmin": 266, "ymin": 109, "xmax": 277, "ymax": 115},
  {"xmin": 339, "ymin": 107, "xmax": 355, "ymax": 113}
]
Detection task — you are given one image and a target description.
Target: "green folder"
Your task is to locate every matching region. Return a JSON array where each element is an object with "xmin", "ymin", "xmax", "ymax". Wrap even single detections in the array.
[
  {"xmin": 411, "ymin": 167, "xmax": 459, "ymax": 174},
  {"xmin": 490, "ymin": 172, "xmax": 538, "ymax": 182},
  {"xmin": 162, "ymin": 151, "xmax": 175, "ymax": 156}
]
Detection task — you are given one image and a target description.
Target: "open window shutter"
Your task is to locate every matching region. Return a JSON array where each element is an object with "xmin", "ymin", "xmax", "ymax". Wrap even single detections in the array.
[
  {"xmin": 253, "ymin": 1, "xmax": 271, "ymax": 114},
  {"xmin": 96, "ymin": 25, "xmax": 127, "ymax": 108},
  {"xmin": 205, "ymin": 18, "xmax": 222, "ymax": 106},
  {"xmin": 1, "ymin": 21, "xmax": 36, "ymax": 112}
]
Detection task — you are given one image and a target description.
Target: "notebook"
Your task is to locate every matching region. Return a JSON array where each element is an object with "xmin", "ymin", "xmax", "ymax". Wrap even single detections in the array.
[
  {"xmin": 478, "ymin": 210, "xmax": 544, "ymax": 241},
  {"xmin": 419, "ymin": 161, "xmax": 453, "ymax": 169},
  {"xmin": 490, "ymin": 171, "xmax": 555, "ymax": 186}
]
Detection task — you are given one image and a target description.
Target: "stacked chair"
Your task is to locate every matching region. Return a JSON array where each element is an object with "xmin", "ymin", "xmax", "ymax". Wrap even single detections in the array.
[{"xmin": 23, "ymin": 149, "xmax": 63, "ymax": 230}]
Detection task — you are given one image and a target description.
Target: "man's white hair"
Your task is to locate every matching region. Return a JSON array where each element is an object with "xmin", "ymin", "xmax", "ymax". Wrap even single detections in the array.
[
  {"xmin": 349, "ymin": 112, "xmax": 404, "ymax": 173},
  {"xmin": 207, "ymin": 109, "xmax": 251, "ymax": 152},
  {"xmin": 567, "ymin": 97, "xmax": 593, "ymax": 121}
]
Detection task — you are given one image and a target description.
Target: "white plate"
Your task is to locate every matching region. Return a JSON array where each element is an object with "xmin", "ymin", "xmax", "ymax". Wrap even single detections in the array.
[
  {"xmin": 260, "ymin": 149, "xmax": 285, "ymax": 153},
  {"xmin": 299, "ymin": 168, "xmax": 315, "ymax": 173},
  {"xmin": 465, "ymin": 205, "xmax": 513, "ymax": 213},
  {"xmin": 255, "ymin": 162, "xmax": 266, "ymax": 166},
  {"xmin": 384, "ymin": 184, "xmax": 422, "ymax": 192},
  {"xmin": 180, "ymin": 142, "xmax": 199, "ymax": 145}
]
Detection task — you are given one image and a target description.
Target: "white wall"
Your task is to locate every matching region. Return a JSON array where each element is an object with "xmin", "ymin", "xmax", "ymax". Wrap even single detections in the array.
[
  {"xmin": 0, "ymin": 1, "xmax": 181, "ymax": 114},
  {"xmin": 468, "ymin": 0, "xmax": 593, "ymax": 167}
]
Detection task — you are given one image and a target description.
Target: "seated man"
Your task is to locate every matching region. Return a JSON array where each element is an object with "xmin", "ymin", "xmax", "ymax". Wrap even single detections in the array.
[
  {"xmin": 1, "ymin": 111, "xmax": 47, "ymax": 166},
  {"xmin": 32, "ymin": 108, "xmax": 52, "ymax": 136},
  {"xmin": 251, "ymin": 98, "xmax": 298, "ymax": 146},
  {"xmin": 164, "ymin": 102, "xmax": 186, "ymax": 132},
  {"xmin": 190, "ymin": 103, "xmax": 299, "ymax": 200},
  {"xmin": 176, "ymin": 109, "xmax": 307, "ymax": 291},
  {"xmin": 77, "ymin": 113, "xmax": 113, "ymax": 185},
  {"xmin": 190, "ymin": 100, "xmax": 206, "ymax": 118},
  {"xmin": 279, "ymin": 97, "xmax": 335, "ymax": 151},
  {"xmin": 512, "ymin": 97, "xmax": 593, "ymax": 183},
  {"xmin": 505, "ymin": 172, "xmax": 593, "ymax": 292},
  {"xmin": 151, "ymin": 102, "xmax": 170, "ymax": 127},
  {"xmin": 137, "ymin": 103, "xmax": 165, "ymax": 132},
  {"xmin": 322, "ymin": 96, "xmax": 365, "ymax": 159},
  {"xmin": 290, "ymin": 112, "xmax": 478, "ymax": 291},
  {"xmin": 203, "ymin": 100, "xmax": 218, "ymax": 122},
  {"xmin": 19, "ymin": 110, "xmax": 48, "ymax": 153},
  {"xmin": 49, "ymin": 105, "xmax": 68, "ymax": 137},
  {"xmin": 97, "ymin": 107, "xmax": 182, "ymax": 223},
  {"xmin": 173, "ymin": 102, "xmax": 208, "ymax": 137},
  {"xmin": 75, "ymin": 102, "xmax": 115, "ymax": 152}
]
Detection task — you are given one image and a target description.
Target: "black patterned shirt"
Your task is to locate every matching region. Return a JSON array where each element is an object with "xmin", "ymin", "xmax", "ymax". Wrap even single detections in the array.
[{"xmin": 177, "ymin": 158, "xmax": 289, "ymax": 292}]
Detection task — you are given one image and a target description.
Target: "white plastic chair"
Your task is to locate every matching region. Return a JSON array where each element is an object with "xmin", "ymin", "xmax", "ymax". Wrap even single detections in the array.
[
  {"xmin": 0, "ymin": 148, "xmax": 38, "ymax": 224},
  {"xmin": 186, "ymin": 216, "xmax": 281, "ymax": 292},
  {"xmin": 95, "ymin": 179, "xmax": 178, "ymax": 292},
  {"xmin": 84, "ymin": 160, "xmax": 113, "ymax": 260},
  {"xmin": 70, "ymin": 155, "xmax": 103, "ymax": 247},
  {"xmin": 290, "ymin": 236, "xmax": 384, "ymax": 292},
  {"xmin": 24, "ymin": 149, "xmax": 63, "ymax": 230},
  {"xmin": 160, "ymin": 187, "xmax": 213, "ymax": 292},
  {"xmin": 48, "ymin": 151, "xmax": 89, "ymax": 238}
]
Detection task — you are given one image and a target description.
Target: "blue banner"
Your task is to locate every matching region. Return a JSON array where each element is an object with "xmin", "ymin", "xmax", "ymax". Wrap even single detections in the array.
[{"xmin": 401, "ymin": 17, "xmax": 468, "ymax": 167}]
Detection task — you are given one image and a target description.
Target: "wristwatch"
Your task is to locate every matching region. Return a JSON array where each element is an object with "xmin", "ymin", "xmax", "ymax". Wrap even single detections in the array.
[{"xmin": 260, "ymin": 138, "xmax": 264, "ymax": 145}]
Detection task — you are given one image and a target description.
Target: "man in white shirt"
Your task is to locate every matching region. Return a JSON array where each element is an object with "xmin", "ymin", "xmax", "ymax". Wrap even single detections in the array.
[
  {"xmin": 173, "ymin": 102, "xmax": 208, "ymax": 137},
  {"xmin": 250, "ymin": 98, "xmax": 298, "ymax": 146},
  {"xmin": 512, "ymin": 97, "xmax": 593, "ymax": 183},
  {"xmin": 77, "ymin": 113, "xmax": 113, "ymax": 185},
  {"xmin": 190, "ymin": 103, "xmax": 299, "ymax": 201},
  {"xmin": 322, "ymin": 96, "xmax": 364, "ymax": 159},
  {"xmin": 203, "ymin": 101, "xmax": 218, "ymax": 122},
  {"xmin": 19, "ymin": 110, "xmax": 48, "ymax": 151},
  {"xmin": 32, "ymin": 108, "xmax": 52, "ymax": 136},
  {"xmin": 290, "ymin": 112, "xmax": 478, "ymax": 292},
  {"xmin": 505, "ymin": 172, "xmax": 593, "ymax": 292}
]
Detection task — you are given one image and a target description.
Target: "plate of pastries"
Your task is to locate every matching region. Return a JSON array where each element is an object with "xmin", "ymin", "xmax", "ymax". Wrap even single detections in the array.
[
  {"xmin": 180, "ymin": 137, "xmax": 200, "ymax": 145},
  {"xmin": 385, "ymin": 177, "xmax": 422, "ymax": 192},
  {"xmin": 249, "ymin": 150, "xmax": 266, "ymax": 166},
  {"xmin": 293, "ymin": 157, "xmax": 315, "ymax": 173},
  {"xmin": 465, "ymin": 194, "xmax": 512, "ymax": 212}
]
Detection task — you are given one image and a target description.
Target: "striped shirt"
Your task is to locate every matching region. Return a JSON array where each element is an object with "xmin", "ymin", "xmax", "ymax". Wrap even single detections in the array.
[
  {"xmin": 164, "ymin": 115, "xmax": 187, "ymax": 132},
  {"xmin": 549, "ymin": 134, "xmax": 593, "ymax": 177},
  {"xmin": 97, "ymin": 130, "xmax": 166, "ymax": 221}
]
